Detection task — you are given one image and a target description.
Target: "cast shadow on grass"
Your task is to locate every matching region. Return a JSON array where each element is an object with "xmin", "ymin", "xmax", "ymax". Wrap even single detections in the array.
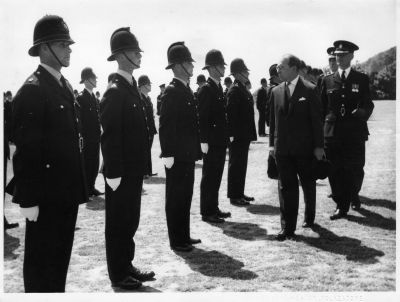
[
  {"xmin": 297, "ymin": 224, "xmax": 384, "ymax": 264},
  {"xmin": 359, "ymin": 195, "xmax": 396, "ymax": 211},
  {"xmin": 174, "ymin": 247, "xmax": 258, "ymax": 280},
  {"xmin": 144, "ymin": 176, "xmax": 166, "ymax": 185},
  {"xmin": 207, "ymin": 221, "xmax": 268, "ymax": 241},
  {"xmin": 246, "ymin": 204, "xmax": 280, "ymax": 216},
  {"xmin": 86, "ymin": 196, "xmax": 105, "ymax": 211},
  {"xmin": 4, "ymin": 232, "xmax": 20, "ymax": 260},
  {"xmin": 112, "ymin": 285, "xmax": 162, "ymax": 293},
  {"xmin": 346, "ymin": 207, "xmax": 395, "ymax": 231}
]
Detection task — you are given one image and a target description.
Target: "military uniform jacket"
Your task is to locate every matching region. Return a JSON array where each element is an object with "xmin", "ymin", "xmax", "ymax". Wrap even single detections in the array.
[
  {"xmin": 256, "ymin": 87, "xmax": 267, "ymax": 111},
  {"xmin": 320, "ymin": 69, "xmax": 374, "ymax": 142},
  {"xmin": 198, "ymin": 78, "xmax": 228, "ymax": 147},
  {"xmin": 11, "ymin": 65, "xmax": 88, "ymax": 208},
  {"xmin": 159, "ymin": 78, "xmax": 201, "ymax": 162},
  {"xmin": 226, "ymin": 80, "xmax": 257, "ymax": 142},
  {"xmin": 100, "ymin": 74, "xmax": 150, "ymax": 178},
  {"xmin": 141, "ymin": 93, "xmax": 157, "ymax": 136},
  {"xmin": 76, "ymin": 89, "xmax": 101, "ymax": 145},
  {"xmin": 269, "ymin": 77, "xmax": 323, "ymax": 156}
]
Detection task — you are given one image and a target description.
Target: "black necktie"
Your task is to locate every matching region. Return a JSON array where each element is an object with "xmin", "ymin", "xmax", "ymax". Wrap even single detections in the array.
[
  {"xmin": 60, "ymin": 76, "xmax": 72, "ymax": 97},
  {"xmin": 218, "ymin": 83, "xmax": 223, "ymax": 94},
  {"xmin": 283, "ymin": 81, "xmax": 290, "ymax": 115},
  {"xmin": 341, "ymin": 70, "xmax": 346, "ymax": 82}
]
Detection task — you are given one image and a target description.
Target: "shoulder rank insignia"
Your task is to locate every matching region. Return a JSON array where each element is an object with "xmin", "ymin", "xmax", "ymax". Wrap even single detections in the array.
[{"xmin": 25, "ymin": 74, "xmax": 39, "ymax": 85}]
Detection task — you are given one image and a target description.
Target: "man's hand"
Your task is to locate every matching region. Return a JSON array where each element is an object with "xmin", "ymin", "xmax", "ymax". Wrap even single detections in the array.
[
  {"xmin": 163, "ymin": 157, "xmax": 174, "ymax": 169},
  {"xmin": 269, "ymin": 146, "xmax": 275, "ymax": 155},
  {"xmin": 106, "ymin": 177, "xmax": 121, "ymax": 191},
  {"xmin": 201, "ymin": 143, "xmax": 209, "ymax": 154},
  {"xmin": 20, "ymin": 206, "xmax": 39, "ymax": 222},
  {"xmin": 313, "ymin": 147, "xmax": 325, "ymax": 161},
  {"xmin": 229, "ymin": 137, "xmax": 234, "ymax": 143}
]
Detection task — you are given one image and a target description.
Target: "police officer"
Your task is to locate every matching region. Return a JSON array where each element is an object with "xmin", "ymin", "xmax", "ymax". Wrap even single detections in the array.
[
  {"xmin": 138, "ymin": 75, "xmax": 158, "ymax": 177},
  {"xmin": 159, "ymin": 42, "xmax": 202, "ymax": 252},
  {"xmin": 156, "ymin": 83, "xmax": 166, "ymax": 116},
  {"xmin": 198, "ymin": 49, "xmax": 231, "ymax": 224},
  {"xmin": 327, "ymin": 46, "xmax": 339, "ymax": 74},
  {"xmin": 11, "ymin": 15, "xmax": 87, "ymax": 292},
  {"xmin": 77, "ymin": 67, "xmax": 102, "ymax": 197},
  {"xmin": 226, "ymin": 58, "xmax": 257, "ymax": 206},
  {"xmin": 255, "ymin": 78, "xmax": 268, "ymax": 137},
  {"xmin": 321, "ymin": 40, "xmax": 374, "ymax": 220},
  {"xmin": 100, "ymin": 27, "xmax": 155, "ymax": 290},
  {"xmin": 265, "ymin": 64, "xmax": 282, "ymax": 127},
  {"xmin": 223, "ymin": 76, "xmax": 233, "ymax": 98}
]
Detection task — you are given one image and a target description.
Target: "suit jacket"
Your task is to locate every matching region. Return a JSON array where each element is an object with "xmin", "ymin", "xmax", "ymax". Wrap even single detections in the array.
[
  {"xmin": 256, "ymin": 87, "xmax": 267, "ymax": 112},
  {"xmin": 141, "ymin": 93, "xmax": 157, "ymax": 136},
  {"xmin": 159, "ymin": 78, "xmax": 201, "ymax": 162},
  {"xmin": 11, "ymin": 65, "xmax": 88, "ymax": 207},
  {"xmin": 265, "ymin": 80, "xmax": 280, "ymax": 126},
  {"xmin": 269, "ymin": 76, "xmax": 323, "ymax": 157},
  {"xmin": 226, "ymin": 80, "xmax": 257, "ymax": 143},
  {"xmin": 320, "ymin": 69, "xmax": 374, "ymax": 142},
  {"xmin": 76, "ymin": 89, "xmax": 101, "ymax": 146},
  {"xmin": 198, "ymin": 78, "xmax": 228, "ymax": 147},
  {"xmin": 100, "ymin": 74, "xmax": 150, "ymax": 178}
]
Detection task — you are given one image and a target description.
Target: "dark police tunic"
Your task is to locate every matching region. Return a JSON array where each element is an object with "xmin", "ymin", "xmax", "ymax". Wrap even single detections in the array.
[
  {"xmin": 226, "ymin": 80, "xmax": 257, "ymax": 199},
  {"xmin": 4, "ymin": 100, "xmax": 12, "ymax": 189},
  {"xmin": 100, "ymin": 73, "xmax": 150, "ymax": 283},
  {"xmin": 11, "ymin": 65, "xmax": 88, "ymax": 292},
  {"xmin": 321, "ymin": 68, "xmax": 374, "ymax": 212},
  {"xmin": 76, "ymin": 89, "xmax": 101, "ymax": 194},
  {"xmin": 198, "ymin": 78, "xmax": 228, "ymax": 216},
  {"xmin": 255, "ymin": 86, "xmax": 267, "ymax": 135},
  {"xmin": 140, "ymin": 93, "xmax": 157, "ymax": 175},
  {"xmin": 159, "ymin": 78, "xmax": 201, "ymax": 246}
]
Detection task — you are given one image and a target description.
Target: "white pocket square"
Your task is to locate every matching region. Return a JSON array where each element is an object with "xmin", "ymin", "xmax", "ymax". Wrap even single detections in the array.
[{"xmin": 298, "ymin": 97, "xmax": 306, "ymax": 101}]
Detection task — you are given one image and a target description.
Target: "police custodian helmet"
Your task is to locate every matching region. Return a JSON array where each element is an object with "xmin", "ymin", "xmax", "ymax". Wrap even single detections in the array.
[
  {"xmin": 202, "ymin": 49, "xmax": 226, "ymax": 70},
  {"xmin": 165, "ymin": 42, "xmax": 195, "ymax": 69},
  {"xmin": 80, "ymin": 67, "xmax": 97, "ymax": 84},
  {"xmin": 230, "ymin": 58, "xmax": 249, "ymax": 75},
  {"xmin": 28, "ymin": 15, "xmax": 74, "ymax": 57},
  {"xmin": 107, "ymin": 27, "xmax": 143, "ymax": 61},
  {"xmin": 138, "ymin": 75, "xmax": 151, "ymax": 87}
]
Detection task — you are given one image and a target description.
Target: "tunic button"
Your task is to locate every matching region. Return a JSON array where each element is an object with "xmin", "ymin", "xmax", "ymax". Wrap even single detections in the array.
[
  {"xmin": 341, "ymin": 95, "xmax": 345, "ymax": 98},
  {"xmin": 46, "ymin": 164, "xmax": 50, "ymax": 168},
  {"xmin": 60, "ymin": 105, "xmax": 64, "ymax": 109},
  {"xmin": 76, "ymin": 118, "xmax": 79, "ymax": 122}
]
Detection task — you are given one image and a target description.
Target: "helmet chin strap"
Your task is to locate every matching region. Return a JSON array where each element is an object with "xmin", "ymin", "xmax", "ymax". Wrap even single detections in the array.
[
  {"xmin": 215, "ymin": 66, "xmax": 224, "ymax": 78},
  {"xmin": 239, "ymin": 72, "xmax": 249, "ymax": 83},
  {"xmin": 180, "ymin": 63, "xmax": 191, "ymax": 78},
  {"xmin": 123, "ymin": 52, "xmax": 140, "ymax": 69},
  {"xmin": 46, "ymin": 43, "xmax": 66, "ymax": 67},
  {"xmin": 87, "ymin": 79, "xmax": 96, "ymax": 88}
]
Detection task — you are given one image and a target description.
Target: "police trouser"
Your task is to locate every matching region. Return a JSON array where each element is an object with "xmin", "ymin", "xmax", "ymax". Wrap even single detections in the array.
[
  {"xmin": 84, "ymin": 142, "xmax": 100, "ymax": 193},
  {"xmin": 200, "ymin": 145, "xmax": 227, "ymax": 216},
  {"xmin": 147, "ymin": 135, "xmax": 154, "ymax": 175},
  {"xmin": 165, "ymin": 161, "xmax": 195, "ymax": 246},
  {"xmin": 257, "ymin": 108, "xmax": 266, "ymax": 135},
  {"xmin": 105, "ymin": 173, "xmax": 142, "ymax": 283},
  {"xmin": 23, "ymin": 203, "xmax": 79, "ymax": 292},
  {"xmin": 325, "ymin": 140, "xmax": 365, "ymax": 212},
  {"xmin": 275, "ymin": 154, "xmax": 316, "ymax": 233},
  {"xmin": 227, "ymin": 140, "xmax": 250, "ymax": 199}
]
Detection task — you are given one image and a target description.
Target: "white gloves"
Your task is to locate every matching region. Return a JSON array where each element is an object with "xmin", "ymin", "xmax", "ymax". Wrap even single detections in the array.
[
  {"xmin": 163, "ymin": 157, "xmax": 174, "ymax": 169},
  {"xmin": 106, "ymin": 177, "xmax": 121, "ymax": 191},
  {"xmin": 20, "ymin": 206, "xmax": 39, "ymax": 222},
  {"xmin": 201, "ymin": 143, "xmax": 209, "ymax": 154},
  {"xmin": 229, "ymin": 137, "xmax": 234, "ymax": 143}
]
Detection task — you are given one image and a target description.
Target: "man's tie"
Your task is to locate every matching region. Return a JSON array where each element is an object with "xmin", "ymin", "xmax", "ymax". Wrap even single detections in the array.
[
  {"xmin": 60, "ymin": 76, "xmax": 72, "ymax": 97},
  {"xmin": 341, "ymin": 70, "xmax": 346, "ymax": 82},
  {"xmin": 283, "ymin": 81, "xmax": 290, "ymax": 115}
]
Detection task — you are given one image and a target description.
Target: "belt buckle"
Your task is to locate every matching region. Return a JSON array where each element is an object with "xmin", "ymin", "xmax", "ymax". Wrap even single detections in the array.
[{"xmin": 79, "ymin": 136, "xmax": 84, "ymax": 152}]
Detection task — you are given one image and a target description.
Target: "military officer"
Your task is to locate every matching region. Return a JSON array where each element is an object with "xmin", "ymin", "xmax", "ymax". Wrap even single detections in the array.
[
  {"xmin": 198, "ymin": 49, "xmax": 231, "ymax": 224},
  {"xmin": 76, "ymin": 67, "xmax": 103, "ymax": 197},
  {"xmin": 226, "ymin": 58, "xmax": 257, "ymax": 206},
  {"xmin": 255, "ymin": 78, "xmax": 268, "ymax": 137},
  {"xmin": 138, "ymin": 75, "xmax": 158, "ymax": 177},
  {"xmin": 327, "ymin": 46, "xmax": 339, "ymax": 74},
  {"xmin": 159, "ymin": 41, "xmax": 202, "ymax": 252},
  {"xmin": 156, "ymin": 83, "xmax": 166, "ymax": 116},
  {"xmin": 100, "ymin": 27, "xmax": 155, "ymax": 290},
  {"xmin": 10, "ymin": 15, "xmax": 88, "ymax": 292},
  {"xmin": 321, "ymin": 40, "xmax": 374, "ymax": 219}
]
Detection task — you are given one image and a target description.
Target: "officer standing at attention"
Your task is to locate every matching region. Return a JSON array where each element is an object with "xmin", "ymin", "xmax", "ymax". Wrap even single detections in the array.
[
  {"xmin": 226, "ymin": 58, "xmax": 257, "ymax": 206},
  {"xmin": 223, "ymin": 76, "xmax": 233, "ymax": 98},
  {"xmin": 138, "ymin": 75, "xmax": 158, "ymax": 177},
  {"xmin": 198, "ymin": 49, "xmax": 231, "ymax": 224},
  {"xmin": 194, "ymin": 74, "xmax": 206, "ymax": 103},
  {"xmin": 77, "ymin": 67, "xmax": 103, "ymax": 197},
  {"xmin": 159, "ymin": 42, "xmax": 202, "ymax": 252},
  {"xmin": 11, "ymin": 15, "xmax": 88, "ymax": 292},
  {"xmin": 255, "ymin": 78, "xmax": 268, "ymax": 137},
  {"xmin": 156, "ymin": 83, "xmax": 166, "ymax": 116},
  {"xmin": 100, "ymin": 27, "xmax": 155, "ymax": 290},
  {"xmin": 321, "ymin": 40, "xmax": 374, "ymax": 219}
]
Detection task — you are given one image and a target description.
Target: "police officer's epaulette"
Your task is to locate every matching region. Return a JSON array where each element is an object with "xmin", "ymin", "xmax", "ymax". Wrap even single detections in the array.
[{"xmin": 24, "ymin": 73, "xmax": 39, "ymax": 86}]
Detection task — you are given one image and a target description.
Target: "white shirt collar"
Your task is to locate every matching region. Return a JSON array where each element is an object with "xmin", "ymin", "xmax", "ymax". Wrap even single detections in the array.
[
  {"xmin": 288, "ymin": 75, "xmax": 299, "ymax": 87},
  {"xmin": 173, "ymin": 77, "xmax": 188, "ymax": 87},
  {"xmin": 210, "ymin": 77, "xmax": 220, "ymax": 86},
  {"xmin": 117, "ymin": 69, "xmax": 133, "ymax": 85},
  {"xmin": 40, "ymin": 63, "xmax": 62, "ymax": 83},
  {"xmin": 338, "ymin": 66, "xmax": 351, "ymax": 79}
]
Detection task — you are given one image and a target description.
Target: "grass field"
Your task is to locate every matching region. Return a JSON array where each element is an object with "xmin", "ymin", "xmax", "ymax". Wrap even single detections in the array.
[{"xmin": 3, "ymin": 101, "xmax": 396, "ymax": 293}]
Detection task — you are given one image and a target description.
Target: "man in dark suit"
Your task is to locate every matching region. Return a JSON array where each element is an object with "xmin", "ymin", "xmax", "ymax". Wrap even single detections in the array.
[
  {"xmin": 226, "ymin": 58, "xmax": 257, "ymax": 206},
  {"xmin": 198, "ymin": 49, "xmax": 231, "ymax": 224},
  {"xmin": 100, "ymin": 27, "xmax": 155, "ymax": 290},
  {"xmin": 11, "ymin": 15, "xmax": 88, "ymax": 292},
  {"xmin": 256, "ymin": 78, "xmax": 268, "ymax": 137},
  {"xmin": 265, "ymin": 64, "xmax": 282, "ymax": 127},
  {"xmin": 269, "ymin": 54, "xmax": 324, "ymax": 241},
  {"xmin": 76, "ymin": 67, "xmax": 103, "ymax": 197},
  {"xmin": 156, "ymin": 83, "xmax": 165, "ymax": 116},
  {"xmin": 321, "ymin": 40, "xmax": 374, "ymax": 219},
  {"xmin": 159, "ymin": 42, "xmax": 202, "ymax": 252}
]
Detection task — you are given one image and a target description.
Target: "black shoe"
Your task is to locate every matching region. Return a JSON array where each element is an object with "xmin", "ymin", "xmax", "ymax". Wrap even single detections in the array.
[
  {"xmin": 149, "ymin": 173, "xmax": 158, "ymax": 177},
  {"xmin": 275, "ymin": 230, "xmax": 295, "ymax": 241},
  {"xmin": 330, "ymin": 209, "xmax": 347, "ymax": 220},
  {"xmin": 112, "ymin": 276, "xmax": 142, "ymax": 290},
  {"xmin": 188, "ymin": 238, "xmax": 201, "ymax": 245},
  {"xmin": 259, "ymin": 134, "xmax": 267, "ymax": 137},
  {"xmin": 351, "ymin": 203, "xmax": 361, "ymax": 211},
  {"xmin": 92, "ymin": 188, "xmax": 104, "ymax": 196},
  {"xmin": 202, "ymin": 215, "xmax": 225, "ymax": 223},
  {"xmin": 129, "ymin": 266, "xmax": 155, "ymax": 282},
  {"xmin": 170, "ymin": 244, "xmax": 193, "ymax": 252},
  {"xmin": 242, "ymin": 195, "xmax": 254, "ymax": 202},
  {"xmin": 327, "ymin": 193, "xmax": 333, "ymax": 198},
  {"xmin": 230, "ymin": 198, "xmax": 250, "ymax": 206},
  {"xmin": 216, "ymin": 209, "xmax": 231, "ymax": 218},
  {"xmin": 302, "ymin": 222, "xmax": 314, "ymax": 228},
  {"xmin": 5, "ymin": 222, "xmax": 19, "ymax": 230}
]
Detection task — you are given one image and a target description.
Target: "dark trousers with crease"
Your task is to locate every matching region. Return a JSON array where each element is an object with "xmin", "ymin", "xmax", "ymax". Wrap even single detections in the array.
[
  {"xmin": 257, "ymin": 109, "xmax": 266, "ymax": 135},
  {"xmin": 325, "ymin": 139, "xmax": 365, "ymax": 212},
  {"xmin": 105, "ymin": 173, "xmax": 142, "ymax": 283},
  {"xmin": 165, "ymin": 161, "xmax": 194, "ymax": 246},
  {"xmin": 227, "ymin": 140, "xmax": 250, "ymax": 199},
  {"xmin": 84, "ymin": 142, "xmax": 100, "ymax": 193},
  {"xmin": 23, "ymin": 203, "xmax": 79, "ymax": 292},
  {"xmin": 275, "ymin": 154, "xmax": 316, "ymax": 234},
  {"xmin": 146, "ymin": 136, "xmax": 154, "ymax": 175},
  {"xmin": 200, "ymin": 145, "xmax": 227, "ymax": 216}
]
